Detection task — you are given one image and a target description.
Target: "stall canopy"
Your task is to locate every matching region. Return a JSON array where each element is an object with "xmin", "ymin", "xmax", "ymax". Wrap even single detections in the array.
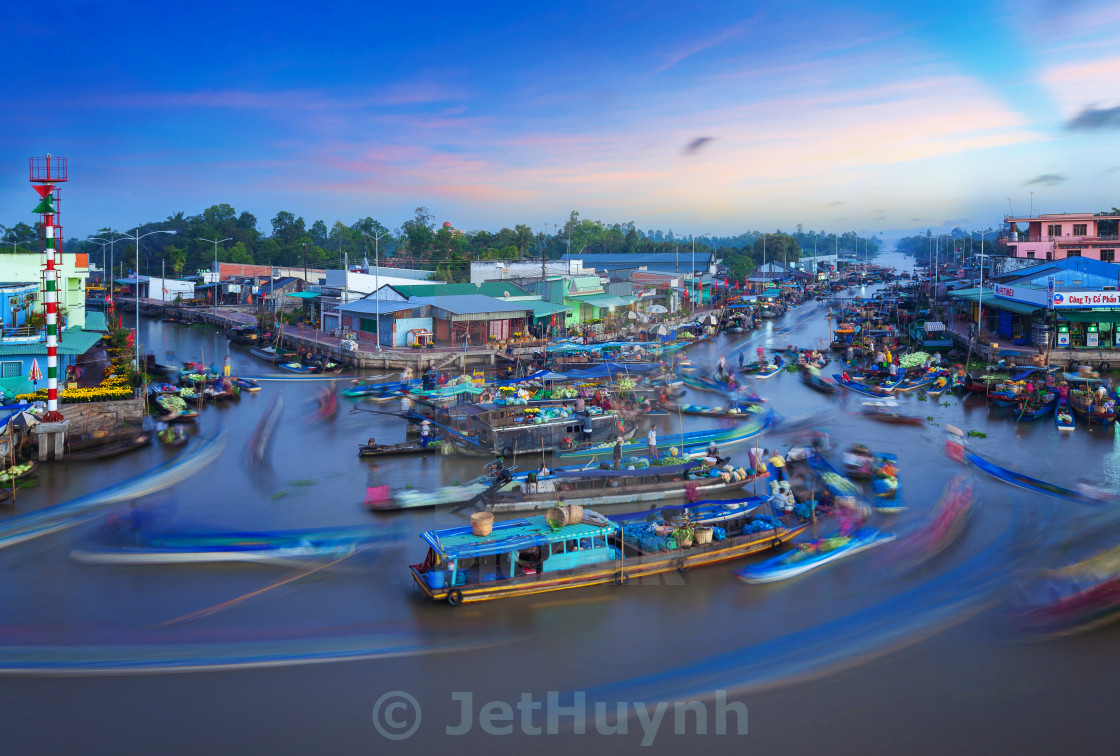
[{"xmin": 1057, "ymin": 311, "xmax": 1120, "ymax": 323}]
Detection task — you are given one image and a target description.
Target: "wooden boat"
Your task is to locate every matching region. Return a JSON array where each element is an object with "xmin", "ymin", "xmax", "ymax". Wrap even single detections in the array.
[
  {"xmin": 143, "ymin": 354, "xmax": 180, "ymax": 378},
  {"xmin": 482, "ymin": 458, "xmax": 758, "ymax": 513},
  {"xmin": 225, "ymin": 325, "xmax": 260, "ymax": 345},
  {"xmin": 552, "ymin": 417, "xmax": 774, "ymax": 465},
  {"xmin": 1013, "ymin": 392, "xmax": 1057, "ymax": 422},
  {"xmin": 230, "ymin": 377, "xmax": 261, "ymax": 392},
  {"xmin": 677, "ymin": 372, "xmax": 744, "ymax": 394},
  {"xmin": 659, "ymin": 403, "xmax": 764, "ymax": 420},
  {"xmin": 343, "ymin": 382, "xmax": 399, "ymax": 398},
  {"xmin": 735, "ymin": 529, "xmax": 896, "ymax": 583},
  {"xmin": 832, "ymin": 373, "xmax": 901, "ymax": 397},
  {"xmin": 409, "ymin": 501, "xmax": 809, "ymax": 605},
  {"xmin": 858, "ymin": 399, "xmax": 925, "ymax": 425},
  {"xmin": 380, "ymin": 481, "xmax": 494, "ymax": 511},
  {"xmin": 892, "ymin": 370, "xmax": 941, "ymax": 394},
  {"xmin": 157, "ymin": 426, "xmax": 189, "ymax": 447},
  {"xmin": 754, "ymin": 354, "xmax": 784, "ymax": 380},
  {"xmin": 1068, "ymin": 389, "xmax": 1116, "ymax": 425},
  {"xmin": 357, "ymin": 438, "xmax": 442, "ymax": 457},
  {"xmin": 0, "ymin": 460, "xmax": 38, "ymax": 484},
  {"xmin": 893, "ymin": 477, "xmax": 972, "ymax": 560},
  {"xmin": 71, "ymin": 525, "xmax": 393, "ymax": 566},
  {"xmin": 869, "ymin": 452, "xmax": 905, "ymax": 513},
  {"xmin": 278, "ymin": 361, "xmax": 319, "ymax": 374},
  {"xmin": 800, "ymin": 369, "xmax": 837, "ymax": 394},
  {"xmin": 960, "ymin": 449, "xmax": 1113, "ymax": 506},
  {"xmin": 65, "ymin": 433, "xmax": 150, "ymax": 462},
  {"xmin": 1055, "ymin": 398, "xmax": 1076, "ymax": 432},
  {"xmin": 1014, "ymin": 542, "xmax": 1120, "ymax": 637},
  {"xmin": 249, "ymin": 345, "xmax": 297, "ymax": 364}
]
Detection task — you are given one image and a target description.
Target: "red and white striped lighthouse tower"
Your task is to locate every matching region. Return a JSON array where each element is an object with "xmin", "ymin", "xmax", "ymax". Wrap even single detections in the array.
[{"xmin": 30, "ymin": 154, "xmax": 67, "ymax": 423}]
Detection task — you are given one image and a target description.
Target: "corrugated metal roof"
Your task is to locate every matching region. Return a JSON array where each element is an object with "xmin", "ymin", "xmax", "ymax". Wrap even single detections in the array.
[
  {"xmin": 408, "ymin": 294, "xmax": 533, "ymax": 315},
  {"xmin": 569, "ymin": 294, "xmax": 636, "ymax": 308},
  {"xmin": 525, "ymin": 300, "xmax": 570, "ymax": 317},
  {"xmin": 83, "ymin": 312, "xmax": 108, "ymax": 332},
  {"xmin": 0, "ymin": 327, "xmax": 103, "ymax": 356},
  {"xmin": 391, "ymin": 282, "xmax": 529, "ymax": 298},
  {"xmin": 339, "ymin": 299, "xmax": 418, "ymax": 316}
]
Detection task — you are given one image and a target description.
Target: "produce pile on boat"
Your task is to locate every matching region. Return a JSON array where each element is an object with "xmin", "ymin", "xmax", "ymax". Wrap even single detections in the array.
[
  {"xmin": 0, "ymin": 463, "xmax": 34, "ymax": 483},
  {"xmin": 157, "ymin": 395, "xmax": 189, "ymax": 413},
  {"xmin": 898, "ymin": 351, "xmax": 932, "ymax": 368}
]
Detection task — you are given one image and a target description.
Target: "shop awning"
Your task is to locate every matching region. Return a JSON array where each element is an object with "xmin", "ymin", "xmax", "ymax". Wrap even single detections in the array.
[
  {"xmin": 1057, "ymin": 311, "xmax": 1120, "ymax": 323},
  {"xmin": 525, "ymin": 300, "xmax": 570, "ymax": 318},
  {"xmin": 948, "ymin": 288, "xmax": 1042, "ymax": 315},
  {"xmin": 286, "ymin": 291, "xmax": 321, "ymax": 299},
  {"xmin": 569, "ymin": 294, "xmax": 636, "ymax": 308}
]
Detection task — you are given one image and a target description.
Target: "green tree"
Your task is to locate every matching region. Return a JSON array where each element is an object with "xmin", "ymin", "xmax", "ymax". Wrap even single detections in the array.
[{"xmin": 166, "ymin": 245, "xmax": 187, "ymax": 277}]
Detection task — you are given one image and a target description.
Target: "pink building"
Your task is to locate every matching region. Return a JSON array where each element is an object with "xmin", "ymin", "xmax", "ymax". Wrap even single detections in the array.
[{"xmin": 1003, "ymin": 212, "xmax": 1120, "ymax": 263}]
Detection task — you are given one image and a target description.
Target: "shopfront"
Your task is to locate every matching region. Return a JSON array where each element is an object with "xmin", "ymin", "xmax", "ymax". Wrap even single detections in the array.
[{"xmin": 1057, "ymin": 312, "xmax": 1120, "ymax": 348}]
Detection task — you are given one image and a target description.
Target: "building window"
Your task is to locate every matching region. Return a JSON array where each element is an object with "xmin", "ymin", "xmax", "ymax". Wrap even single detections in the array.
[
  {"xmin": 1102, "ymin": 249, "xmax": 1116, "ymax": 262},
  {"xmin": 1073, "ymin": 224, "xmax": 1088, "ymax": 236},
  {"xmin": 1067, "ymin": 249, "xmax": 1082, "ymax": 257},
  {"xmin": 1026, "ymin": 249, "xmax": 1035, "ymax": 258},
  {"xmin": 1, "ymin": 361, "xmax": 20, "ymax": 379},
  {"xmin": 1048, "ymin": 224, "xmax": 1062, "ymax": 237},
  {"xmin": 359, "ymin": 317, "xmax": 377, "ymax": 333}
]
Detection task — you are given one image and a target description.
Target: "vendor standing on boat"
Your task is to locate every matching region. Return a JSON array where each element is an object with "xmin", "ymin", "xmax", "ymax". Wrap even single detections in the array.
[
  {"xmin": 223, "ymin": 355, "xmax": 231, "ymax": 378},
  {"xmin": 613, "ymin": 436, "xmax": 623, "ymax": 470},
  {"xmin": 647, "ymin": 424, "xmax": 659, "ymax": 460},
  {"xmin": 420, "ymin": 420, "xmax": 431, "ymax": 448}
]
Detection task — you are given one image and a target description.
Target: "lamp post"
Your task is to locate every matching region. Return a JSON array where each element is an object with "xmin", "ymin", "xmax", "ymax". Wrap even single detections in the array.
[
  {"xmin": 90, "ymin": 235, "xmax": 127, "ymax": 309},
  {"xmin": 972, "ymin": 229, "xmax": 987, "ymax": 340},
  {"xmin": 3, "ymin": 241, "xmax": 24, "ymax": 253},
  {"xmin": 199, "ymin": 237, "xmax": 232, "ymax": 312},
  {"xmin": 362, "ymin": 230, "xmax": 390, "ymax": 352},
  {"xmin": 121, "ymin": 229, "xmax": 175, "ymax": 383}
]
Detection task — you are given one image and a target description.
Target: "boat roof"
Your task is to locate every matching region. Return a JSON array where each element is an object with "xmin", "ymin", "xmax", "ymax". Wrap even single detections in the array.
[{"xmin": 422, "ymin": 515, "xmax": 619, "ymax": 559}]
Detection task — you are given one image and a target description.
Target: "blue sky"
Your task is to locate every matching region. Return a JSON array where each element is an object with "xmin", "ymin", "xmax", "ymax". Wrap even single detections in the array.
[{"xmin": 3, "ymin": 0, "xmax": 1120, "ymax": 241}]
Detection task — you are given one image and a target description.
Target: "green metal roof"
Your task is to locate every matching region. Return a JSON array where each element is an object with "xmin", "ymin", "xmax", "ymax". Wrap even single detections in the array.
[
  {"xmin": 525, "ymin": 300, "xmax": 571, "ymax": 318},
  {"xmin": 569, "ymin": 294, "xmax": 636, "ymax": 308},
  {"xmin": 391, "ymin": 282, "xmax": 531, "ymax": 299},
  {"xmin": 948, "ymin": 288, "xmax": 1041, "ymax": 315},
  {"xmin": 0, "ymin": 327, "xmax": 103, "ymax": 357},
  {"xmin": 1058, "ymin": 311, "xmax": 1120, "ymax": 323},
  {"xmin": 83, "ymin": 312, "xmax": 108, "ymax": 332}
]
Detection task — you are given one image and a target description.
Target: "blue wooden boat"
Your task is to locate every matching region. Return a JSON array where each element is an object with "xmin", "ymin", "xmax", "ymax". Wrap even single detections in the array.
[
  {"xmin": 870, "ymin": 452, "xmax": 905, "ymax": 513},
  {"xmin": 342, "ymin": 381, "xmax": 402, "ymax": 399},
  {"xmin": 1055, "ymin": 398, "xmax": 1076, "ymax": 432},
  {"xmin": 800, "ymin": 369, "xmax": 837, "ymax": 394},
  {"xmin": 278, "ymin": 361, "xmax": 317, "ymax": 374},
  {"xmin": 409, "ymin": 500, "xmax": 809, "ymax": 605},
  {"xmin": 1014, "ymin": 392, "xmax": 1056, "ymax": 422},
  {"xmin": 832, "ymin": 373, "xmax": 901, "ymax": 397},
  {"xmin": 962, "ymin": 450, "xmax": 1111, "ymax": 506},
  {"xmin": 230, "ymin": 377, "xmax": 261, "ymax": 392},
  {"xmin": 735, "ymin": 529, "xmax": 896, "ymax": 583},
  {"xmin": 892, "ymin": 370, "xmax": 941, "ymax": 394},
  {"xmin": 755, "ymin": 354, "xmax": 784, "ymax": 380}
]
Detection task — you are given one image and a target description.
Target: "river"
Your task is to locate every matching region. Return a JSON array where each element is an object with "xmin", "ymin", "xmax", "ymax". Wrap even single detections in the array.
[{"xmin": 1, "ymin": 250, "xmax": 1117, "ymax": 755}]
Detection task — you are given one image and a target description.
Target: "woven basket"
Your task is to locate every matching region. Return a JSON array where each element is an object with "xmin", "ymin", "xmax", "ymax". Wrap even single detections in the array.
[
  {"xmin": 471, "ymin": 511, "xmax": 494, "ymax": 537},
  {"xmin": 565, "ymin": 504, "xmax": 584, "ymax": 525},
  {"xmin": 693, "ymin": 526, "xmax": 713, "ymax": 545},
  {"xmin": 546, "ymin": 506, "xmax": 569, "ymax": 529}
]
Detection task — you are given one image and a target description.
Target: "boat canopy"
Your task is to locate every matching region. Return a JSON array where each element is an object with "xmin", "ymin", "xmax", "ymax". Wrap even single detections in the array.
[
  {"xmin": 422, "ymin": 516, "xmax": 619, "ymax": 560},
  {"xmin": 551, "ymin": 460, "xmax": 701, "ymax": 479}
]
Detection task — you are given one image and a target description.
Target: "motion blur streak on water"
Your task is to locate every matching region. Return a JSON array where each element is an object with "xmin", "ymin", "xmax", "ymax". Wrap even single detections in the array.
[
  {"xmin": 0, "ymin": 629, "xmax": 504, "ymax": 676},
  {"xmin": 0, "ymin": 430, "xmax": 226, "ymax": 550},
  {"xmin": 560, "ymin": 503, "xmax": 1041, "ymax": 712}
]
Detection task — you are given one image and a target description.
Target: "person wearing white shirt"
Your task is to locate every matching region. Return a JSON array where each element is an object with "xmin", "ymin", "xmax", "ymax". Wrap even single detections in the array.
[{"xmin": 647, "ymin": 425, "xmax": 658, "ymax": 460}]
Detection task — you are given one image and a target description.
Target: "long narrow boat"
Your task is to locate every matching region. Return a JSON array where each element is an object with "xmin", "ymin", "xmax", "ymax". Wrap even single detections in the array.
[
  {"xmin": 892, "ymin": 477, "xmax": 972, "ymax": 561},
  {"xmin": 1055, "ymin": 398, "xmax": 1076, "ymax": 432},
  {"xmin": 230, "ymin": 377, "xmax": 261, "ymax": 392},
  {"xmin": 357, "ymin": 439, "xmax": 441, "ymax": 457},
  {"xmin": 800, "ymin": 369, "xmax": 837, "ymax": 394},
  {"xmin": 735, "ymin": 529, "xmax": 896, "ymax": 583},
  {"xmin": 249, "ymin": 345, "xmax": 298, "ymax": 364},
  {"xmin": 409, "ymin": 501, "xmax": 809, "ymax": 605},
  {"xmin": 892, "ymin": 370, "xmax": 941, "ymax": 394},
  {"xmin": 482, "ymin": 459, "xmax": 760, "ymax": 513},
  {"xmin": 65, "ymin": 433, "xmax": 151, "ymax": 462},
  {"xmin": 1068, "ymin": 389, "xmax": 1116, "ymax": 425},
  {"xmin": 1015, "ymin": 543, "xmax": 1120, "ymax": 637},
  {"xmin": 960, "ymin": 450, "xmax": 1112, "ymax": 506},
  {"xmin": 754, "ymin": 355, "xmax": 784, "ymax": 380},
  {"xmin": 858, "ymin": 400, "xmax": 925, "ymax": 425},
  {"xmin": 71, "ymin": 525, "xmax": 395, "ymax": 566},
  {"xmin": 832, "ymin": 373, "xmax": 902, "ymax": 397},
  {"xmin": 869, "ymin": 452, "xmax": 905, "ymax": 513},
  {"xmin": 659, "ymin": 403, "xmax": 765, "ymax": 420},
  {"xmin": 553, "ymin": 414, "xmax": 775, "ymax": 465},
  {"xmin": 278, "ymin": 361, "xmax": 320, "ymax": 374},
  {"xmin": 1013, "ymin": 392, "xmax": 1057, "ymax": 422}
]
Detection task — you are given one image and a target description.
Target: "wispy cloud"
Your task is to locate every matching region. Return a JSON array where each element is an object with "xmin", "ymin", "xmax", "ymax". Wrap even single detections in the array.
[
  {"xmin": 1023, "ymin": 173, "xmax": 1066, "ymax": 186},
  {"xmin": 657, "ymin": 18, "xmax": 756, "ymax": 72},
  {"xmin": 682, "ymin": 137, "xmax": 715, "ymax": 155}
]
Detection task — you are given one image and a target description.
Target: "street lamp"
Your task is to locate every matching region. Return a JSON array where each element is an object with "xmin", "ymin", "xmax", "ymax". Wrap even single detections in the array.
[
  {"xmin": 3, "ymin": 241, "xmax": 25, "ymax": 253},
  {"xmin": 199, "ymin": 237, "xmax": 232, "ymax": 312},
  {"xmin": 90, "ymin": 235, "xmax": 128, "ymax": 308},
  {"xmin": 970, "ymin": 229, "xmax": 988, "ymax": 340},
  {"xmin": 362, "ymin": 230, "xmax": 391, "ymax": 352},
  {"xmin": 120, "ymin": 228, "xmax": 175, "ymax": 382}
]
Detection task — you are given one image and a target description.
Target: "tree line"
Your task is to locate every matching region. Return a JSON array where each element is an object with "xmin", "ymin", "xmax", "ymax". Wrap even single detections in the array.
[{"xmin": 1, "ymin": 206, "xmax": 881, "ymax": 283}]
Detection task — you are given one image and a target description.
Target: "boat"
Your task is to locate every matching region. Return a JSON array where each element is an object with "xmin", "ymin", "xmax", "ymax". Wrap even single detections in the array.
[
  {"xmin": 278, "ymin": 361, "xmax": 318, "ymax": 374},
  {"xmin": 842, "ymin": 445, "xmax": 875, "ymax": 479},
  {"xmin": 1055, "ymin": 398, "xmax": 1076, "ymax": 432},
  {"xmin": 891, "ymin": 369, "xmax": 941, "ymax": 394},
  {"xmin": 230, "ymin": 377, "xmax": 261, "ymax": 392},
  {"xmin": 380, "ymin": 481, "xmax": 495, "ymax": 511},
  {"xmin": 343, "ymin": 381, "xmax": 400, "ymax": 399},
  {"xmin": 869, "ymin": 452, "xmax": 905, "ymax": 513},
  {"xmin": 65, "ymin": 433, "xmax": 151, "ymax": 462},
  {"xmin": 249, "ymin": 344, "xmax": 298, "ymax": 364},
  {"xmin": 432, "ymin": 402, "xmax": 631, "ymax": 457},
  {"xmin": 858, "ymin": 399, "xmax": 925, "ymax": 425},
  {"xmin": 892, "ymin": 477, "xmax": 972, "ymax": 560},
  {"xmin": 0, "ymin": 460, "xmax": 38, "ymax": 484},
  {"xmin": 959, "ymin": 448, "xmax": 1113, "ymax": 506},
  {"xmin": 754, "ymin": 354, "xmax": 784, "ymax": 380},
  {"xmin": 735, "ymin": 529, "xmax": 896, "ymax": 583},
  {"xmin": 481, "ymin": 458, "xmax": 759, "ymax": 513},
  {"xmin": 799, "ymin": 368, "xmax": 837, "ymax": 394},
  {"xmin": 157, "ymin": 425, "xmax": 189, "ymax": 447},
  {"xmin": 1013, "ymin": 392, "xmax": 1057, "ymax": 422},
  {"xmin": 357, "ymin": 438, "xmax": 442, "ymax": 457},
  {"xmin": 1014, "ymin": 541, "xmax": 1120, "ymax": 637},
  {"xmin": 71, "ymin": 525, "xmax": 395, "ymax": 566},
  {"xmin": 408, "ymin": 500, "xmax": 810, "ymax": 605},
  {"xmin": 225, "ymin": 325, "xmax": 260, "ymax": 345},
  {"xmin": 659, "ymin": 403, "xmax": 766, "ymax": 420},
  {"xmin": 1068, "ymin": 388, "xmax": 1116, "ymax": 425},
  {"xmin": 833, "ymin": 373, "xmax": 901, "ymax": 397},
  {"xmin": 142, "ymin": 354, "xmax": 181, "ymax": 378},
  {"xmin": 676, "ymin": 372, "xmax": 746, "ymax": 394},
  {"xmin": 552, "ymin": 415, "xmax": 775, "ymax": 465}
]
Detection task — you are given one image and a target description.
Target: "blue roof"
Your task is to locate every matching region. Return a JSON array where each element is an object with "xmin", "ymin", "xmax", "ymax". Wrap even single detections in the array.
[
  {"xmin": 1004, "ymin": 258, "xmax": 1120, "ymax": 288},
  {"xmin": 408, "ymin": 294, "xmax": 532, "ymax": 315},
  {"xmin": 421, "ymin": 515, "xmax": 619, "ymax": 560},
  {"xmin": 339, "ymin": 299, "xmax": 418, "ymax": 316}
]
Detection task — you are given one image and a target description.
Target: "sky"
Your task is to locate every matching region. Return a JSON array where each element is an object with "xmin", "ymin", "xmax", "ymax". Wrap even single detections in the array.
[{"xmin": 3, "ymin": 0, "xmax": 1120, "ymax": 242}]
